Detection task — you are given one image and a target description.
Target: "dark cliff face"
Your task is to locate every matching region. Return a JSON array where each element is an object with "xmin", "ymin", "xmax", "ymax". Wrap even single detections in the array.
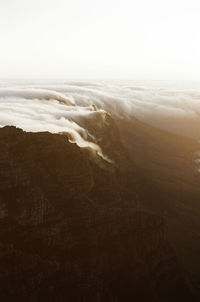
[{"xmin": 0, "ymin": 126, "xmax": 197, "ymax": 301}]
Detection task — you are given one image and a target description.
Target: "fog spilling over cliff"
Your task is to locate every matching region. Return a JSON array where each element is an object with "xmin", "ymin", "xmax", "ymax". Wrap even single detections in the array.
[
  {"xmin": 1, "ymin": 80, "xmax": 200, "ymax": 144},
  {"xmin": 1, "ymin": 80, "xmax": 200, "ymax": 301}
]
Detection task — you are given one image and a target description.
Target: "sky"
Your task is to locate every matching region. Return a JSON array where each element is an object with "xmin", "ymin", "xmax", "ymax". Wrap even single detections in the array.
[{"xmin": 0, "ymin": 0, "xmax": 200, "ymax": 80}]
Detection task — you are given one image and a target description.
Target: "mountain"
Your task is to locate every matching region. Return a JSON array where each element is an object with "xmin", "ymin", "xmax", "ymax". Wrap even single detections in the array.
[{"xmin": 0, "ymin": 119, "xmax": 199, "ymax": 301}]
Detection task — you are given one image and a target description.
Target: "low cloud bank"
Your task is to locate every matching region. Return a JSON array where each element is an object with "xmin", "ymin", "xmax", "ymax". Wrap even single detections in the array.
[{"xmin": 1, "ymin": 80, "xmax": 200, "ymax": 160}]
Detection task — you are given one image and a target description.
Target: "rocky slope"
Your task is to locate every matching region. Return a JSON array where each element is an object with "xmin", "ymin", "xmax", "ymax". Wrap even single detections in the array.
[{"xmin": 0, "ymin": 125, "xmax": 197, "ymax": 301}]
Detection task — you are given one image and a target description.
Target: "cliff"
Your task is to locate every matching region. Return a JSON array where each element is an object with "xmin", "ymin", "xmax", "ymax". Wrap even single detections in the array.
[{"xmin": 0, "ymin": 126, "xmax": 194, "ymax": 301}]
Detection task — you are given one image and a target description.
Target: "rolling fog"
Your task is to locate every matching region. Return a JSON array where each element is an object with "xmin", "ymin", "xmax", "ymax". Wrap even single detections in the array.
[{"xmin": 1, "ymin": 80, "xmax": 200, "ymax": 154}]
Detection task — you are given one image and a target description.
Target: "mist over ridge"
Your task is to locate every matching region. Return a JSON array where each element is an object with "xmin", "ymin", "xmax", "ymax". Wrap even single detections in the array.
[
  {"xmin": 1, "ymin": 80, "xmax": 200, "ymax": 142},
  {"xmin": 1, "ymin": 79, "xmax": 200, "ymax": 301}
]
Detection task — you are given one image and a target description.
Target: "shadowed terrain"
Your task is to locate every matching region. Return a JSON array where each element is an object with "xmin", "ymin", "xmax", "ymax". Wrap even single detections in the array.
[{"xmin": 0, "ymin": 118, "xmax": 200, "ymax": 301}]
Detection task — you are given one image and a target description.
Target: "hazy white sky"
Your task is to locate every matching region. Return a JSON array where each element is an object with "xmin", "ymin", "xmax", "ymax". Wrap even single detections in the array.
[{"xmin": 0, "ymin": 0, "xmax": 200, "ymax": 80}]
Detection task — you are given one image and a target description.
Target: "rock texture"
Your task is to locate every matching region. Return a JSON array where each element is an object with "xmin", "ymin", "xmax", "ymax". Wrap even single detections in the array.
[{"xmin": 0, "ymin": 126, "xmax": 196, "ymax": 301}]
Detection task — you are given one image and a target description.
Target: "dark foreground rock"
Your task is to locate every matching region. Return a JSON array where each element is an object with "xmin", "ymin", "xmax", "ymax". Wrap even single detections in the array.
[{"xmin": 0, "ymin": 126, "xmax": 195, "ymax": 301}]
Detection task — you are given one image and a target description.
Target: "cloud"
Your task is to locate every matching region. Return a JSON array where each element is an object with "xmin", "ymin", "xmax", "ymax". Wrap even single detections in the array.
[
  {"xmin": 0, "ymin": 88, "xmax": 112, "ymax": 163},
  {"xmin": 1, "ymin": 81, "xmax": 200, "ymax": 161},
  {"xmin": 0, "ymin": 88, "xmax": 75, "ymax": 105}
]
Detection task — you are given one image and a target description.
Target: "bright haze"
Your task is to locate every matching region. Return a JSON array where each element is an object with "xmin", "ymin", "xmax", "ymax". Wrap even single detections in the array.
[{"xmin": 0, "ymin": 0, "xmax": 200, "ymax": 80}]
